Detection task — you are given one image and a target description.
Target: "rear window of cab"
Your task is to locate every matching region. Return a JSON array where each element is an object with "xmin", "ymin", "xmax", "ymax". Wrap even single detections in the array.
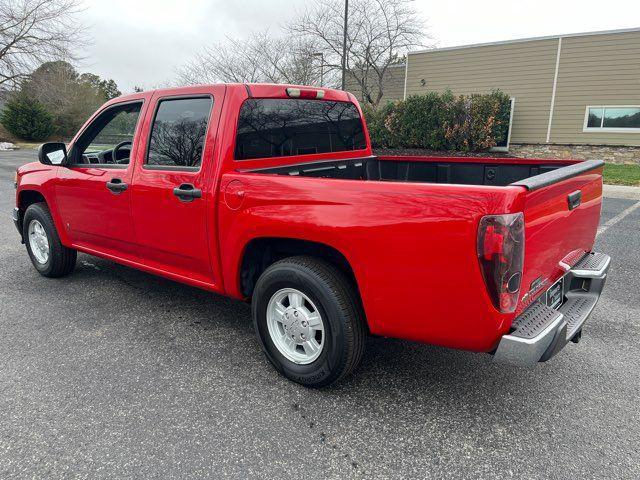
[{"xmin": 234, "ymin": 99, "xmax": 366, "ymax": 160}]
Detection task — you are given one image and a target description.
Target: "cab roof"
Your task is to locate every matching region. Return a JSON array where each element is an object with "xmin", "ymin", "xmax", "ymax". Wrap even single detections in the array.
[{"xmin": 113, "ymin": 83, "xmax": 354, "ymax": 104}]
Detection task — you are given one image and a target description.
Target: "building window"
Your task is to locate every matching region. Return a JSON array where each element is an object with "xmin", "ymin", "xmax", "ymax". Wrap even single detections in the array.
[{"xmin": 584, "ymin": 106, "xmax": 640, "ymax": 132}]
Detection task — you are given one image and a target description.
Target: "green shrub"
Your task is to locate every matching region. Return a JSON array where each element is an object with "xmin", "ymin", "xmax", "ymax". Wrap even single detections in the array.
[
  {"xmin": 0, "ymin": 96, "xmax": 54, "ymax": 141},
  {"xmin": 364, "ymin": 89, "xmax": 511, "ymax": 152},
  {"xmin": 362, "ymin": 102, "xmax": 398, "ymax": 148},
  {"xmin": 469, "ymin": 90, "xmax": 511, "ymax": 150}
]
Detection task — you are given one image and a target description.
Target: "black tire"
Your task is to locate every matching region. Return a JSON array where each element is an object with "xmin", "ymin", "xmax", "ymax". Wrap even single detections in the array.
[
  {"xmin": 252, "ymin": 256, "xmax": 366, "ymax": 388},
  {"xmin": 23, "ymin": 202, "xmax": 76, "ymax": 278}
]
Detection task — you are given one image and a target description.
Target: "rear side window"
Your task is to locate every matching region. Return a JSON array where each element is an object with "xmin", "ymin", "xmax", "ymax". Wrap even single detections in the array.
[
  {"xmin": 235, "ymin": 99, "xmax": 366, "ymax": 160},
  {"xmin": 147, "ymin": 97, "xmax": 213, "ymax": 169}
]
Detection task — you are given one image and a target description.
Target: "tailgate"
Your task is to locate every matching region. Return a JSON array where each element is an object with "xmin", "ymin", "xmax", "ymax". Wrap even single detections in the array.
[{"xmin": 513, "ymin": 160, "xmax": 604, "ymax": 311}]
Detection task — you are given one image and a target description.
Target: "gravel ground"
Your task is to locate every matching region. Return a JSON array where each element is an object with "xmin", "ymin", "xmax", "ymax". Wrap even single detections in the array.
[{"xmin": 1, "ymin": 150, "xmax": 639, "ymax": 479}]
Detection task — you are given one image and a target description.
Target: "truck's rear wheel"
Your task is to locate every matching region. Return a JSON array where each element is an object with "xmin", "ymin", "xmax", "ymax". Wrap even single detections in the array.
[
  {"xmin": 252, "ymin": 256, "xmax": 366, "ymax": 388},
  {"xmin": 23, "ymin": 203, "xmax": 76, "ymax": 278}
]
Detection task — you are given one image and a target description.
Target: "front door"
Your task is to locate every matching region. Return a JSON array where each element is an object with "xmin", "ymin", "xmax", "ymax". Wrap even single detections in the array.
[
  {"xmin": 55, "ymin": 99, "xmax": 147, "ymax": 258},
  {"xmin": 130, "ymin": 91, "xmax": 220, "ymax": 285}
]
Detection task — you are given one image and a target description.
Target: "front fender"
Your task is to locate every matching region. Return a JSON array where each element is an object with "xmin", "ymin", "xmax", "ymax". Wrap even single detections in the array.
[{"xmin": 16, "ymin": 167, "xmax": 71, "ymax": 246}]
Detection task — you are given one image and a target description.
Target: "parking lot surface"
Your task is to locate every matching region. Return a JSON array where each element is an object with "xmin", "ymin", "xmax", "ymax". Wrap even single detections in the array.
[{"xmin": 1, "ymin": 150, "xmax": 639, "ymax": 479}]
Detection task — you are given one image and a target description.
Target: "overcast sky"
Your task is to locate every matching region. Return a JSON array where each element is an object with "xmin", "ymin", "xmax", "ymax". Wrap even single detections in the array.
[{"xmin": 80, "ymin": 0, "xmax": 640, "ymax": 93}]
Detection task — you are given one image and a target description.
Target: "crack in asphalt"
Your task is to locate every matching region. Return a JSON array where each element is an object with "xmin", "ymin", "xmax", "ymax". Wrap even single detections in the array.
[{"xmin": 291, "ymin": 402, "xmax": 362, "ymax": 475}]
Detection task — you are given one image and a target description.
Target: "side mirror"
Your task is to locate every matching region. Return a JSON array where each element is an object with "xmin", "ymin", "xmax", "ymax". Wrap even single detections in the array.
[{"xmin": 38, "ymin": 142, "xmax": 67, "ymax": 166}]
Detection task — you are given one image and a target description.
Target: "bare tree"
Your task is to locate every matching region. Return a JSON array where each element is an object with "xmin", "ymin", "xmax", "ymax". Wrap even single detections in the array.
[
  {"xmin": 149, "ymin": 118, "xmax": 208, "ymax": 167},
  {"xmin": 287, "ymin": 0, "xmax": 429, "ymax": 107},
  {"xmin": 177, "ymin": 31, "xmax": 322, "ymax": 86},
  {"xmin": 0, "ymin": 0, "xmax": 85, "ymax": 88},
  {"xmin": 20, "ymin": 60, "xmax": 116, "ymax": 137}
]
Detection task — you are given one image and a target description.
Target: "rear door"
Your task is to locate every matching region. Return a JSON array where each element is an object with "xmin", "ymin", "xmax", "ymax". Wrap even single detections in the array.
[{"xmin": 130, "ymin": 87, "xmax": 224, "ymax": 285}]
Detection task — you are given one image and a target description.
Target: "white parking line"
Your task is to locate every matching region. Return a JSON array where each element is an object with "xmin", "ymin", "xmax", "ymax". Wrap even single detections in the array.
[{"xmin": 597, "ymin": 200, "xmax": 640, "ymax": 237}]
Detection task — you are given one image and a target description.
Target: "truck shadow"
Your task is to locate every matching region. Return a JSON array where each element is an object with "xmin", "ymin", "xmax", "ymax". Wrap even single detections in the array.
[{"xmin": 64, "ymin": 254, "xmax": 578, "ymax": 424}]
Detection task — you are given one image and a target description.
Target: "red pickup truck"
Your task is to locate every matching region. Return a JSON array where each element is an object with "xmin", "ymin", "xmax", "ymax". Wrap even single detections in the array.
[{"xmin": 13, "ymin": 84, "xmax": 610, "ymax": 387}]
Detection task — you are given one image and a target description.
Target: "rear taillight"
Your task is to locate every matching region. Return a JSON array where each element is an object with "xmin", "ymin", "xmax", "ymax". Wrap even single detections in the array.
[{"xmin": 477, "ymin": 213, "xmax": 525, "ymax": 313}]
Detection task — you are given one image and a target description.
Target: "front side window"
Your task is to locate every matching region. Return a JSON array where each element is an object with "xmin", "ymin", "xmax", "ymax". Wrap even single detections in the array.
[
  {"xmin": 74, "ymin": 102, "xmax": 142, "ymax": 165},
  {"xmin": 235, "ymin": 99, "xmax": 366, "ymax": 160},
  {"xmin": 585, "ymin": 106, "xmax": 640, "ymax": 131},
  {"xmin": 147, "ymin": 97, "xmax": 213, "ymax": 168}
]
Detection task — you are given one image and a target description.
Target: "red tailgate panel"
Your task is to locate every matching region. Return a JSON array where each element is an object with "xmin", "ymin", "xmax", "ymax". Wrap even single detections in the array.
[{"xmin": 518, "ymin": 168, "xmax": 603, "ymax": 313}]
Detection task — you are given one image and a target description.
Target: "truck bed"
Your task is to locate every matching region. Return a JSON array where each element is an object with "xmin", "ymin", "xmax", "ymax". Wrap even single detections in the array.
[
  {"xmin": 231, "ymin": 154, "xmax": 604, "ymax": 351},
  {"xmin": 246, "ymin": 155, "xmax": 594, "ymax": 188}
]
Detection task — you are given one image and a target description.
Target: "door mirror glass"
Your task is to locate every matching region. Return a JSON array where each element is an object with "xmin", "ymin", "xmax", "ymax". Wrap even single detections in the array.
[{"xmin": 38, "ymin": 142, "xmax": 67, "ymax": 165}]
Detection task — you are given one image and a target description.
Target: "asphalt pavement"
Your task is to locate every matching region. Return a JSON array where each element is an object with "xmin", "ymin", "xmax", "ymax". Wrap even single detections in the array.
[{"xmin": 1, "ymin": 150, "xmax": 639, "ymax": 479}]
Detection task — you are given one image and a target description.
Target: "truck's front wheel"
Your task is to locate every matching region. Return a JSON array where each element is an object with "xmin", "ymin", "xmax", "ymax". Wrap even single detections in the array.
[
  {"xmin": 252, "ymin": 256, "xmax": 366, "ymax": 388},
  {"xmin": 23, "ymin": 203, "xmax": 77, "ymax": 278}
]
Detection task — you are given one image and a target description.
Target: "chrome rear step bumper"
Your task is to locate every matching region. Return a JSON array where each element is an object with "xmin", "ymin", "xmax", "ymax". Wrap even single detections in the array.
[
  {"xmin": 494, "ymin": 252, "xmax": 610, "ymax": 366},
  {"xmin": 571, "ymin": 252, "xmax": 611, "ymax": 278}
]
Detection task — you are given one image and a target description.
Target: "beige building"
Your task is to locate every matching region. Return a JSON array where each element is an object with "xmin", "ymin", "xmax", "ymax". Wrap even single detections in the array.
[
  {"xmin": 369, "ymin": 28, "xmax": 640, "ymax": 161},
  {"xmin": 345, "ymin": 64, "xmax": 406, "ymax": 107}
]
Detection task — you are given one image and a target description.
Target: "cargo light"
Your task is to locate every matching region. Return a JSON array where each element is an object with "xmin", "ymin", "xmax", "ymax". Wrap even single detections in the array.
[
  {"xmin": 477, "ymin": 213, "xmax": 525, "ymax": 313},
  {"xmin": 286, "ymin": 88, "xmax": 325, "ymax": 99}
]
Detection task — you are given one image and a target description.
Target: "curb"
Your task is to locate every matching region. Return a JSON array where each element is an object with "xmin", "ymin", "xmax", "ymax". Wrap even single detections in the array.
[{"xmin": 603, "ymin": 184, "xmax": 640, "ymax": 200}]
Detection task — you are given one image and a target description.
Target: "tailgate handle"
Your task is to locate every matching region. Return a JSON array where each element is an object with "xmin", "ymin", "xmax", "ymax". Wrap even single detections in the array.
[{"xmin": 567, "ymin": 190, "xmax": 582, "ymax": 210}]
